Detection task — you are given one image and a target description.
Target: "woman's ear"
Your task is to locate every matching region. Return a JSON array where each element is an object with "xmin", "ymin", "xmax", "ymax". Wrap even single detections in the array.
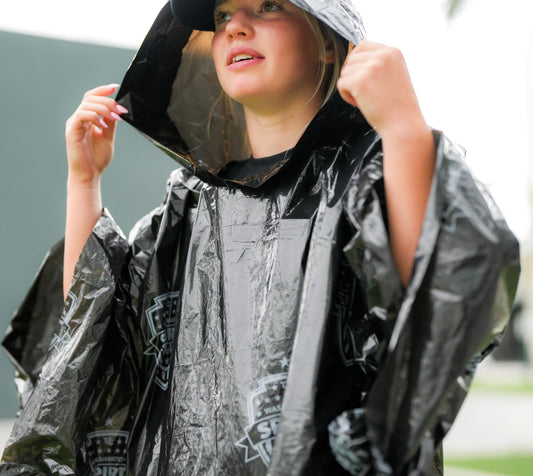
[{"xmin": 325, "ymin": 47, "xmax": 335, "ymax": 65}]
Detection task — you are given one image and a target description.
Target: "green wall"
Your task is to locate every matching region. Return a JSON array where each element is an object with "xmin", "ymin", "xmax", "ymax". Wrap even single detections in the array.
[{"xmin": 0, "ymin": 31, "xmax": 176, "ymax": 417}]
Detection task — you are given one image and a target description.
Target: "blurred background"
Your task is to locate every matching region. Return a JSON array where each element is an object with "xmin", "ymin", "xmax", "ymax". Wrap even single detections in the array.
[{"xmin": 0, "ymin": 0, "xmax": 532, "ymax": 474}]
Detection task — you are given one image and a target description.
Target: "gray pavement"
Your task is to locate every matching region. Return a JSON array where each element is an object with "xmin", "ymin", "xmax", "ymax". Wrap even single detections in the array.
[
  {"xmin": 445, "ymin": 391, "xmax": 533, "ymax": 457},
  {"xmin": 445, "ymin": 361, "xmax": 533, "ymax": 457}
]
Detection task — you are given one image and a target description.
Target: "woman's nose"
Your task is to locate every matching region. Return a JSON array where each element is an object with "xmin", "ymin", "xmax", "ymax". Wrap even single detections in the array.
[{"xmin": 225, "ymin": 9, "xmax": 254, "ymax": 39}]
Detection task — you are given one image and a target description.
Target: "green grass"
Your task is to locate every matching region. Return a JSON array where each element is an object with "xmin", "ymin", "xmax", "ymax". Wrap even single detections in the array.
[
  {"xmin": 445, "ymin": 454, "xmax": 533, "ymax": 476},
  {"xmin": 471, "ymin": 381, "xmax": 533, "ymax": 394}
]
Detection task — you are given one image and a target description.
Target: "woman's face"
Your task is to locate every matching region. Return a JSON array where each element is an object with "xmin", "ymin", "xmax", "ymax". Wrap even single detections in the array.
[{"xmin": 211, "ymin": 0, "xmax": 323, "ymax": 114}]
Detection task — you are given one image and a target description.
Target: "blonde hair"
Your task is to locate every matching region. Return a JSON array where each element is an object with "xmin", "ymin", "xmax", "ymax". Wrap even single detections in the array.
[{"xmin": 300, "ymin": 10, "xmax": 348, "ymax": 106}]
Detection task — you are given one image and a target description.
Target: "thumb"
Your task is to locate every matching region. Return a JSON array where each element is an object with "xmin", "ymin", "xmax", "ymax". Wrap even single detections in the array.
[
  {"xmin": 102, "ymin": 117, "xmax": 118, "ymax": 141},
  {"xmin": 337, "ymin": 78, "xmax": 358, "ymax": 108}
]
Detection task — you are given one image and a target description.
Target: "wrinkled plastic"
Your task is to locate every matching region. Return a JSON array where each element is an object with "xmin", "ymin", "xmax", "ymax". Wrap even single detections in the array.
[
  {"xmin": 291, "ymin": 0, "xmax": 366, "ymax": 45},
  {"xmin": 1, "ymin": 1, "xmax": 520, "ymax": 475}
]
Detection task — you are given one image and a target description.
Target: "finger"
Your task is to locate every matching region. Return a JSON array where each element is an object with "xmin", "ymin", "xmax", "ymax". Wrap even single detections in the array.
[
  {"xmin": 352, "ymin": 40, "xmax": 386, "ymax": 53},
  {"xmin": 336, "ymin": 77, "xmax": 358, "ymax": 108},
  {"xmin": 81, "ymin": 95, "xmax": 118, "ymax": 107},
  {"xmin": 348, "ymin": 44, "xmax": 404, "ymax": 71},
  {"xmin": 338, "ymin": 90, "xmax": 358, "ymax": 108},
  {"xmin": 69, "ymin": 109, "xmax": 109, "ymax": 132},
  {"xmin": 102, "ymin": 118, "xmax": 118, "ymax": 140},
  {"xmin": 79, "ymin": 101, "xmax": 124, "ymax": 123},
  {"xmin": 342, "ymin": 50, "xmax": 382, "ymax": 72},
  {"xmin": 83, "ymin": 84, "xmax": 120, "ymax": 99},
  {"xmin": 80, "ymin": 94, "xmax": 128, "ymax": 116}
]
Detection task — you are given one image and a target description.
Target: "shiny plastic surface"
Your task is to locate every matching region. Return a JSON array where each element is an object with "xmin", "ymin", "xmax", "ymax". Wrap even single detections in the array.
[
  {"xmin": 291, "ymin": 0, "xmax": 366, "ymax": 45},
  {"xmin": 1, "ymin": 1, "xmax": 520, "ymax": 475}
]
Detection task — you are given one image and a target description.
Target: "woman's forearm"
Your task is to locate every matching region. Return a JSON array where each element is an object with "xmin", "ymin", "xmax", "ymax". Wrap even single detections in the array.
[
  {"xmin": 63, "ymin": 176, "xmax": 103, "ymax": 299},
  {"xmin": 382, "ymin": 124, "xmax": 435, "ymax": 286}
]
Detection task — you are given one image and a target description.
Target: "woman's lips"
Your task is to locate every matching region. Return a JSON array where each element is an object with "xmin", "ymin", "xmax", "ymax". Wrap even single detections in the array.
[
  {"xmin": 227, "ymin": 57, "xmax": 264, "ymax": 70},
  {"xmin": 226, "ymin": 47, "xmax": 264, "ymax": 70}
]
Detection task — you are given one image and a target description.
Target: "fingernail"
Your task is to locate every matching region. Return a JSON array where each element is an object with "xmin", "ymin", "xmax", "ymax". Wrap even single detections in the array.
[
  {"xmin": 99, "ymin": 118, "xmax": 109, "ymax": 129},
  {"xmin": 110, "ymin": 112, "xmax": 122, "ymax": 121},
  {"xmin": 107, "ymin": 83, "xmax": 120, "ymax": 90},
  {"xmin": 116, "ymin": 104, "xmax": 129, "ymax": 114}
]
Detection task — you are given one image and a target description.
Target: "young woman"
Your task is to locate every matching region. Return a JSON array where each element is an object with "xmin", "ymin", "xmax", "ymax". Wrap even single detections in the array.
[{"xmin": 1, "ymin": 1, "xmax": 520, "ymax": 475}]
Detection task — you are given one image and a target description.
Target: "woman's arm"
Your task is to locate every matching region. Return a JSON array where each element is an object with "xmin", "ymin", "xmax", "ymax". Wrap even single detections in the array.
[
  {"xmin": 63, "ymin": 84, "xmax": 127, "ymax": 298},
  {"xmin": 337, "ymin": 41, "xmax": 435, "ymax": 286}
]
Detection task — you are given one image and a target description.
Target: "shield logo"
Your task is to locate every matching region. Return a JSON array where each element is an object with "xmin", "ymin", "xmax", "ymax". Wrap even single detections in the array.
[
  {"xmin": 144, "ymin": 291, "xmax": 181, "ymax": 390},
  {"xmin": 86, "ymin": 429, "xmax": 130, "ymax": 475},
  {"xmin": 236, "ymin": 372, "xmax": 287, "ymax": 466}
]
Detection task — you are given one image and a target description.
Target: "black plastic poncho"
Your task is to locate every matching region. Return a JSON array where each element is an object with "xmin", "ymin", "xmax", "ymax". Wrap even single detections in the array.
[{"xmin": 1, "ymin": 1, "xmax": 520, "ymax": 475}]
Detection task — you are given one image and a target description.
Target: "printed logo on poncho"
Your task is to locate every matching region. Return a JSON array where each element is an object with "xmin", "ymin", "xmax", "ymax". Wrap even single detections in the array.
[
  {"xmin": 144, "ymin": 291, "xmax": 181, "ymax": 390},
  {"xmin": 86, "ymin": 430, "xmax": 129, "ymax": 476},
  {"xmin": 49, "ymin": 290, "xmax": 78, "ymax": 352},
  {"xmin": 333, "ymin": 257, "xmax": 357, "ymax": 367},
  {"xmin": 236, "ymin": 358, "xmax": 289, "ymax": 467}
]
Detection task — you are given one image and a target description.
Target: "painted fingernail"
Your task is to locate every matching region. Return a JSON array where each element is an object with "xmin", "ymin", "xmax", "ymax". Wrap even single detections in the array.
[
  {"xmin": 110, "ymin": 112, "xmax": 122, "ymax": 121},
  {"xmin": 116, "ymin": 105, "xmax": 129, "ymax": 114},
  {"xmin": 99, "ymin": 118, "xmax": 109, "ymax": 129}
]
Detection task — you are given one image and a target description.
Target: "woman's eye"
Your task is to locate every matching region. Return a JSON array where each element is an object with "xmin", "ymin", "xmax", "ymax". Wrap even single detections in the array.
[
  {"xmin": 261, "ymin": 1, "xmax": 282, "ymax": 13},
  {"xmin": 214, "ymin": 11, "xmax": 232, "ymax": 27},
  {"xmin": 214, "ymin": 1, "xmax": 283, "ymax": 27}
]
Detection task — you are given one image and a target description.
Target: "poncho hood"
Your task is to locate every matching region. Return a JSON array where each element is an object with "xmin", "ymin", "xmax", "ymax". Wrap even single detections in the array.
[{"xmin": 115, "ymin": 0, "xmax": 366, "ymax": 187}]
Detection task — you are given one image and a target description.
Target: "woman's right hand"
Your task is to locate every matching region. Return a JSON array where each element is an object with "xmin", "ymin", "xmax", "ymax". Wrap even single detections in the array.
[
  {"xmin": 63, "ymin": 84, "xmax": 128, "ymax": 298},
  {"xmin": 65, "ymin": 84, "xmax": 128, "ymax": 184}
]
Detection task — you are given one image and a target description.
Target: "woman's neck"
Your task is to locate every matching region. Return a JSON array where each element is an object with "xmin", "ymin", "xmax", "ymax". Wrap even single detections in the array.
[{"xmin": 243, "ymin": 95, "xmax": 322, "ymax": 158}]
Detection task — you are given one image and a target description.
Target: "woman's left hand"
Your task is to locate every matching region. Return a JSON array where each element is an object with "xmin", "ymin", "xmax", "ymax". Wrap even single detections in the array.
[{"xmin": 336, "ymin": 40, "xmax": 428, "ymax": 140}]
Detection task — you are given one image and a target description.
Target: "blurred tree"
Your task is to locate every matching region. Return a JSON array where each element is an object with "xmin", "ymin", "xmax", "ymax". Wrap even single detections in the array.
[{"xmin": 446, "ymin": 0, "xmax": 467, "ymax": 17}]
